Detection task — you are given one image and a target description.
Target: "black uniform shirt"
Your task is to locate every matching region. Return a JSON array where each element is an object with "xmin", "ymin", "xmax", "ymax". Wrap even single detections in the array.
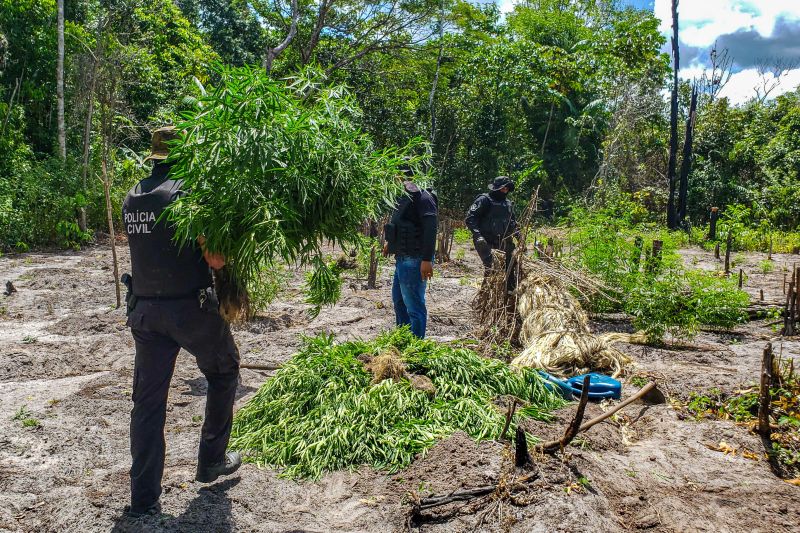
[
  {"xmin": 123, "ymin": 163, "xmax": 212, "ymax": 298},
  {"xmin": 394, "ymin": 181, "xmax": 438, "ymax": 260}
]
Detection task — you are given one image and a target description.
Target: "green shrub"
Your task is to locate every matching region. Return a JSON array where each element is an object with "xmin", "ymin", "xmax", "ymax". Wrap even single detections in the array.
[
  {"xmin": 453, "ymin": 228, "xmax": 472, "ymax": 245},
  {"xmin": 566, "ymin": 208, "xmax": 749, "ymax": 342}
]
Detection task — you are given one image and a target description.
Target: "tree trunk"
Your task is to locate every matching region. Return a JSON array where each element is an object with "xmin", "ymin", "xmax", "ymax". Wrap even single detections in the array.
[
  {"xmin": 99, "ymin": 65, "xmax": 120, "ymax": 309},
  {"xmin": 666, "ymin": 0, "xmax": 680, "ymax": 229},
  {"xmin": 264, "ymin": 0, "xmax": 299, "ymax": 74},
  {"xmin": 428, "ymin": 0, "xmax": 445, "ymax": 146},
  {"xmin": 79, "ymin": 55, "xmax": 98, "ymax": 233},
  {"xmin": 56, "ymin": 0, "xmax": 66, "ymax": 160},
  {"xmin": 677, "ymin": 84, "xmax": 697, "ymax": 228}
]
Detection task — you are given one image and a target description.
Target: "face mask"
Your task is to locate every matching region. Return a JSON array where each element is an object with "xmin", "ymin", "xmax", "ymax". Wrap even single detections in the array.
[{"xmin": 489, "ymin": 189, "xmax": 508, "ymax": 201}]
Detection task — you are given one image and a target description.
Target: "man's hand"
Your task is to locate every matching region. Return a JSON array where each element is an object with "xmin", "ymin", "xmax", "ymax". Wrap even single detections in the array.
[
  {"xmin": 197, "ymin": 236, "xmax": 226, "ymax": 270},
  {"xmin": 420, "ymin": 260, "xmax": 433, "ymax": 281},
  {"xmin": 382, "ymin": 242, "xmax": 389, "ymax": 258}
]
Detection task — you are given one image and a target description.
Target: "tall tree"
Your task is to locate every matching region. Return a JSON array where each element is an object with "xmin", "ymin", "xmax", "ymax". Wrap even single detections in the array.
[
  {"xmin": 56, "ymin": 0, "xmax": 66, "ymax": 159},
  {"xmin": 665, "ymin": 0, "xmax": 679, "ymax": 229},
  {"xmin": 677, "ymin": 84, "xmax": 697, "ymax": 227}
]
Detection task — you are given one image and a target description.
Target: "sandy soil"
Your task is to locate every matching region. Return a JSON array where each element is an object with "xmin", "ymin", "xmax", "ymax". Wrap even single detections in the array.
[{"xmin": 1, "ymin": 240, "xmax": 798, "ymax": 533}]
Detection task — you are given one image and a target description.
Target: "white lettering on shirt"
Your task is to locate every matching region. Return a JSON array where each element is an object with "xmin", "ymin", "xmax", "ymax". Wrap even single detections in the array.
[{"xmin": 124, "ymin": 211, "xmax": 156, "ymax": 234}]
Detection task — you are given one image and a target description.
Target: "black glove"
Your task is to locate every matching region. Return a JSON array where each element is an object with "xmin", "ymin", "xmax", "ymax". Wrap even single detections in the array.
[{"xmin": 473, "ymin": 236, "xmax": 493, "ymax": 268}]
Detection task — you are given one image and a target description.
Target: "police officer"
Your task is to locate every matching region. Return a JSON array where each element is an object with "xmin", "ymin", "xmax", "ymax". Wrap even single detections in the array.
[
  {"xmin": 465, "ymin": 176, "xmax": 519, "ymax": 287},
  {"xmin": 122, "ymin": 127, "xmax": 241, "ymax": 518},
  {"xmin": 383, "ymin": 175, "xmax": 438, "ymax": 338}
]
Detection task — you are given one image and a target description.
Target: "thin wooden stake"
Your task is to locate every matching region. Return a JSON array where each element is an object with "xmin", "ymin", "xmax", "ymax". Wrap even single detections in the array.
[
  {"xmin": 738, "ymin": 269, "xmax": 743, "ymax": 289},
  {"xmin": 500, "ymin": 399, "xmax": 518, "ymax": 441},
  {"xmin": 714, "ymin": 243, "xmax": 720, "ymax": 260},
  {"xmin": 724, "ymin": 233, "xmax": 733, "ymax": 275},
  {"xmin": 784, "ymin": 282, "xmax": 795, "ymax": 336},
  {"xmin": 514, "ymin": 426, "xmax": 529, "ymax": 467},
  {"xmin": 760, "ymin": 289, "xmax": 764, "ymax": 301},
  {"xmin": 758, "ymin": 343, "xmax": 773, "ymax": 437}
]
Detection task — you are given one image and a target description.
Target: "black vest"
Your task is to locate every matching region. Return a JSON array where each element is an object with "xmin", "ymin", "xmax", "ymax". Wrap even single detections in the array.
[
  {"xmin": 478, "ymin": 194, "xmax": 514, "ymax": 243},
  {"xmin": 385, "ymin": 182, "xmax": 437, "ymax": 257},
  {"xmin": 123, "ymin": 165, "xmax": 212, "ymax": 297}
]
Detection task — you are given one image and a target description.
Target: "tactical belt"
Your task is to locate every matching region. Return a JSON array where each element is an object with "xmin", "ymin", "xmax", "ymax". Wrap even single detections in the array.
[{"xmin": 136, "ymin": 293, "xmax": 199, "ymax": 300}]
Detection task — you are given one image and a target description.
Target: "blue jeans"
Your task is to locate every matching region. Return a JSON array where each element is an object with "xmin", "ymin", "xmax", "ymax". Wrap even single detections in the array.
[{"xmin": 392, "ymin": 255, "xmax": 428, "ymax": 338}]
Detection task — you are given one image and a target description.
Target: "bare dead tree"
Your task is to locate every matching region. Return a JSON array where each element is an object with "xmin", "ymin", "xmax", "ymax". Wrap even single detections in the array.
[
  {"xmin": 699, "ymin": 43, "xmax": 732, "ymax": 102},
  {"xmin": 427, "ymin": 0, "xmax": 445, "ymax": 145},
  {"xmin": 754, "ymin": 57, "xmax": 800, "ymax": 104},
  {"xmin": 666, "ymin": 0, "xmax": 680, "ymax": 229}
]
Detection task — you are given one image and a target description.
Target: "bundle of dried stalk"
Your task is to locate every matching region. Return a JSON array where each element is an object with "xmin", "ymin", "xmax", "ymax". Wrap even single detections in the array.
[
  {"xmin": 472, "ymin": 250, "xmax": 642, "ymax": 377},
  {"xmin": 472, "ymin": 253, "xmax": 523, "ymax": 345},
  {"xmin": 511, "ymin": 274, "xmax": 643, "ymax": 378}
]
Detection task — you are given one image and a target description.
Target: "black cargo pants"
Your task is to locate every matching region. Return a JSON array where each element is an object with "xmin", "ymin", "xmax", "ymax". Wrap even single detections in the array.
[
  {"xmin": 475, "ymin": 236, "xmax": 517, "ymax": 292},
  {"xmin": 125, "ymin": 297, "xmax": 240, "ymax": 511}
]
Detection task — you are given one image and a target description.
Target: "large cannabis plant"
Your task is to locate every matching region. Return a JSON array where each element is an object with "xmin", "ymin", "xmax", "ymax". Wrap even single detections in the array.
[{"xmin": 167, "ymin": 65, "xmax": 426, "ymax": 315}]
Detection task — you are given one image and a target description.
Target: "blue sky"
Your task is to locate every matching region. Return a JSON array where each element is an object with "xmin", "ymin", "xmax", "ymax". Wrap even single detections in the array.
[{"xmin": 497, "ymin": 0, "xmax": 800, "ymax": 104}]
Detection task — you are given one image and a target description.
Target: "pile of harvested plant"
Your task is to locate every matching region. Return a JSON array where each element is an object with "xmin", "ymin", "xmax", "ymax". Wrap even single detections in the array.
[
  {"xmin": 229, "ymin": 328, "xmax": 565, "ymax": 479},
  {"xmin": 473, "ymin": 250, "xmax": 640, "ymax": 377}
]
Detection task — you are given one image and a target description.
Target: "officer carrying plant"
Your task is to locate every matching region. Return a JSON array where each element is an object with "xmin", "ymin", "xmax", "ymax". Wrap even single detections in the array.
[{"xmin": 121, "ymin": 126, "xmax": 242, "ymax": 518}]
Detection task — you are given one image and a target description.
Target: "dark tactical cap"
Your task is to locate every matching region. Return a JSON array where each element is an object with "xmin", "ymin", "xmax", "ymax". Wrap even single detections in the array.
[
  {"xmin": 144, "ymin": 126, "xmax": 178, "ymax": 162},
  {"xmin": 488, "ymin": 176, "xmax": 515, "ymax": 192}
]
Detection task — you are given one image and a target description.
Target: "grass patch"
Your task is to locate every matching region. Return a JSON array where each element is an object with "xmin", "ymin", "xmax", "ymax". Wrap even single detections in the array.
[
  {"xmin": 683, "ymin": 362, "xmax": 800, "ymax": 478},
  {"xmin": 229, "ymin": 328, "xmax": 565, "ymax": 479}
]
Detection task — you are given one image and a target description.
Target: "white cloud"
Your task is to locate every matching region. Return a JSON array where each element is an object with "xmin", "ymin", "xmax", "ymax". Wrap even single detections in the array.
[
  {"xmin": 654, "ymin": 0, "xmax": 800, "ymax": 48},
  {"xmin": 498, "ymin": 0, "xmax": 516, "ymax": 15},
  {"xmin": 716, "ymin": 67, "xmax": 800, "ymax": 105}
]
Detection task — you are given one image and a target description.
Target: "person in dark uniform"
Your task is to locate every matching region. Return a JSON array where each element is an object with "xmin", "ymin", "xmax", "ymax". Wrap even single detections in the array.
[
  {"xmin": 122, "ymin": 126, "xmax": 241, "ymax": 518},
  {"xmin": 383, "ymin": 176, "xmax": 438, "ymax": 338},
  {"xmin": 465, "ymin": 176, "xmax": 519, "ymax": 289}
]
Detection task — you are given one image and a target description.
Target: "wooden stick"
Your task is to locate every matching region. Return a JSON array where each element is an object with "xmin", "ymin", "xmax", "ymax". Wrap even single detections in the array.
[
  {"xmin": 758, "ymin": 343, "xmax": 773, "ymax": 437},
  {"xmin": 536, "ymin": 375, "xmax": 590, "ymax": 454},
  {"xmin": 578, "ymin": 382, "xmax": 657, "ymax": 433},
  {"xmin": 724, "ymin": 233, "xmax": 733, "ymax": 275},
  {"xmin": 415, "ymin": 472, "xmax": 539, "ymax": 512},
  {"xmin": 714, "ymin": 243, "xmax": 720, "ymax": 260},
  {"xmin": 784, "ymin": 282, "xmax": 794, "ymax": 336},
  {"xmin": 500, "ymin": 399, "xmax": 518, "ymax": 441},
  {"xmin": 240, "ymin": 363, "xmax": 281, "ymax": 371},
  {"xmin": 738, "ymin": 269, "xmax": 743, "ymax": 289}
]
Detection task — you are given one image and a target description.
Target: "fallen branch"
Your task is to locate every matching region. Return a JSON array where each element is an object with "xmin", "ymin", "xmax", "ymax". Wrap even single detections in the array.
[
  {"xmin": 536, "ymin": 375, "xmax": 590, "ymax": 454},
  {"xmin": 240, "ymin": 363, "xmax": 281, "ymax": 371},
  {"xmin": 578, "ymin": 382, "xmax": 656, "ymax": 433},
  {"xmin": 412, "ymin": 472, "xmax": 539, "ymax": 514}
]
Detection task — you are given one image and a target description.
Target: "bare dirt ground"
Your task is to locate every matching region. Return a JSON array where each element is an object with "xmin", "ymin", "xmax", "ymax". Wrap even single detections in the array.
[{"xmin": 1, "ymin": 239, "xmax": 799, "ymax": 533}]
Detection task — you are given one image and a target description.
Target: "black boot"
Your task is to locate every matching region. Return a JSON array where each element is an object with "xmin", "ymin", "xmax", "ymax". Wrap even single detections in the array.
[
  {"xmin": 195, "ymin": 451, "xmax": 242, "ymax": 483},
  {"xmin": 124, "ymin": 501, "xmax": 161, "ymax": 519}
]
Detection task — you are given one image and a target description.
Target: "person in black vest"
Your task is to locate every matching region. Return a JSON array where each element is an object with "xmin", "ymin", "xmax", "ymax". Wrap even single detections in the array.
[
  {"xmin": 465, "ymin": 176, "xmax": 519, "ymax": 289},
  {"xmin": 121, "ymin": 127, "xmax": 241, "ymax": 518},
  {"xmin": 383, "ymin": 176, "xmax": 438, "ymax": 338}
]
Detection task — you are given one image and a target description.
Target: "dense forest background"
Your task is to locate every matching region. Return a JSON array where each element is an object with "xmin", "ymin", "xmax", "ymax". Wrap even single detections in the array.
[{"xmin": 1, "ymin": 0, "xmax": 799, "ymax": 250}]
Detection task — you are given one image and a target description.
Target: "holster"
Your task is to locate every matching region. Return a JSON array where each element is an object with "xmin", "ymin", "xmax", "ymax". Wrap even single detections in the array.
[{"xmin": 121, "ymin": 273, "xmax": 137, "ymax": 316}]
